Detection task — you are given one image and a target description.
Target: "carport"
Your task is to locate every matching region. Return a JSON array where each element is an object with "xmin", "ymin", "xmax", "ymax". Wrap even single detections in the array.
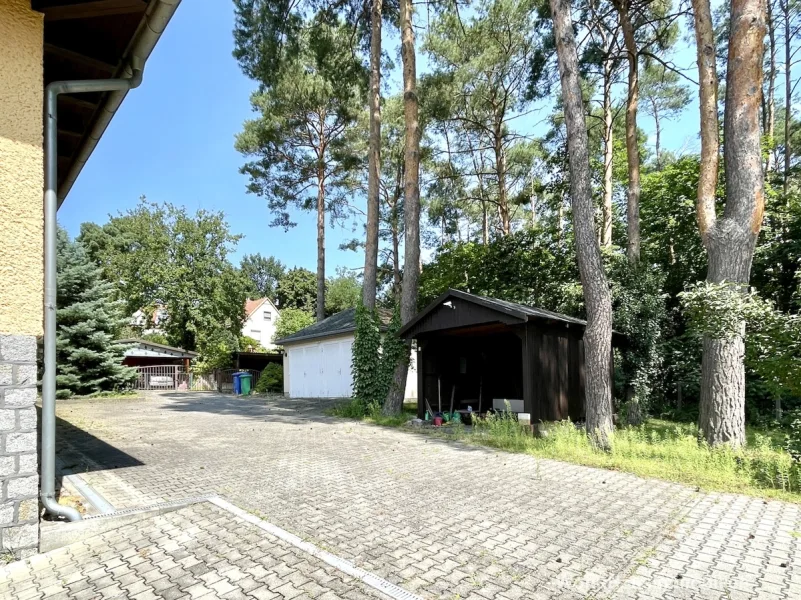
[{"xmin": 399, "ymin": 289, "xmax": 612, "ymax": 422}]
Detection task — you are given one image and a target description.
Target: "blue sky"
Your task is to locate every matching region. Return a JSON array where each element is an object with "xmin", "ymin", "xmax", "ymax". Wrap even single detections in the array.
[{"xmin": 59, "ymin": 1, "xmax": 702, "ymax": 276}]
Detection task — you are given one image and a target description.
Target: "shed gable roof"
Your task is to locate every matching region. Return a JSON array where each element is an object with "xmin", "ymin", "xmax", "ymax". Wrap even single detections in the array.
[{"xmin": 398, "ymin": 289, "xmax": 588, "ymax": 338}]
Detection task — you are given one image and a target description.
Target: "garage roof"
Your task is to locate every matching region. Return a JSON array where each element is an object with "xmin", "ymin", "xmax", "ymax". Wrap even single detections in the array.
[
  {"xmin": 275, "ymin": 308, "xmax": 358, "ymax": 345},
  {"xmin": 275, "ymin": 307, "xmax": 395, "ymax": 346}
]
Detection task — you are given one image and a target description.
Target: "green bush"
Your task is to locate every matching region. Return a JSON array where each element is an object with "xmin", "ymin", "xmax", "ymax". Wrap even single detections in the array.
[
  {"xmin": 255, "ymin": 363, "xmax": 283, "ymax": 393},
  {"xmin": 786, "ymin": 411, "xmax": 801, "ymax": 463},
  {"xmin": 330, "ymin": 398, "xmax": 370, "ymax": 419}
]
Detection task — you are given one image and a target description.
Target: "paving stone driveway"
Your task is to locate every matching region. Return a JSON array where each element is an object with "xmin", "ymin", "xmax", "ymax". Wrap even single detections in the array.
[
  {"xmin": 1, "ymin": 501, "xmax": 384, "ymax": 600},
  {"xmin": 52, "ymin": 392, "xmax": 801, "ymax": 599}
]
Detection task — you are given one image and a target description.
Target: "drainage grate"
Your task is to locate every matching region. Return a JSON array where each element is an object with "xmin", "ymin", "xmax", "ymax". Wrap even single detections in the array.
[
  {"xmin": 208, "ymin": 497, "xmax": 424, "ymax": 600},
  {"xmin": 82, "ymin": 496, "xmax": 214, "ymax": 520}
]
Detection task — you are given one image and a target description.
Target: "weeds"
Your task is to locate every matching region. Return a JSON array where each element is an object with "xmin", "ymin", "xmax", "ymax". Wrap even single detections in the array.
[
  {"xmin": 466, "ymin": 416, "xmax": 801, "ymax": 500},
  {"xmin": 327, "ymin": 398, "xmax": 416, "ymax": 427}
]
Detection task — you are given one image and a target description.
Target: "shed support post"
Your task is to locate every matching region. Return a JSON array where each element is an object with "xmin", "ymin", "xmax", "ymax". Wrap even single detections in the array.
[
  {"xmin": 416, "ymin": 342, "xmax": 426, "ymax": 419},
  {"xmin": 518, "ymin": 325, "xmax": 536, "ymax": 421}
]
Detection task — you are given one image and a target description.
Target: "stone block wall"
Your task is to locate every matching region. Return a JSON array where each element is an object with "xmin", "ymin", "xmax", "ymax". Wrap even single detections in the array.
[{"xmin": 0, "ymin": 334, "xmax": 39, "ymax": 559}]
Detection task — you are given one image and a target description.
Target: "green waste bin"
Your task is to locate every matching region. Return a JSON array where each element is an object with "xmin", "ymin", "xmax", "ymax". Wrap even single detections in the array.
[{"xmin": 239, "ymin": 373, "xmax": 253, "ymax": 396}]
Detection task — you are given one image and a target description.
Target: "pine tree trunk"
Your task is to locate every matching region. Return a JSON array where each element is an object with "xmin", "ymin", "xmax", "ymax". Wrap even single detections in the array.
[
  {"xmin": 482, "ymin": 201, "xmax": 489, "ymax": 244},
  {"xmin": 784, "ymin": 0, "xmax": 791, "ymax": 195},
  {"xmin": 550, "ymin": 0, "xmax": 614, "ymax": 449},
  {"xmin": 384, "ymin": 0, "xmax": 420, "ymax": 415},
  {"xmin": 691, "ymin": 0, "xmax": 721, "ymax": 240},
  {"xmin": 766, "ymin": 0, "xmax": 777, "ymax": 172},
  {"xmin": 614, "ymin": 0, "xmax": 641, "ymax": 264},
  {"xmin": 696, "ymin": 0, "xmax": 766, "ymax": 447},
  {"xmin": 362, "ymin": 0, "xmax": 383, "ymax": 310},
  {"xmin": 316, "ymin": 163, "xmax": 326, "ymax": 322},
  {"xmin": 392, "ymin": 158, "xmax": 404, "ymax": 300},
  {"xmin": 652, "ymin": 98, "xmax": 662, "ymax": 171},
  {"xmin": 601, "ymin": 56, "xmax": 614, "ymax": 246},
  {"xmin": 494, "ymin": 127, "xmax": 511, "ymax": 235}
]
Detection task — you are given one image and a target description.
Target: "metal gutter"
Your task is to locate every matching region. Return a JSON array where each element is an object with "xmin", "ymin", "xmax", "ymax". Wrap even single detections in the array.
[
  {"xmin": 42, "ymin": 0, "xmax": 181, "ymax": 522},
  {"xmin": 57, "ymin": 0, "xmax": 182, "ymax": 206}
]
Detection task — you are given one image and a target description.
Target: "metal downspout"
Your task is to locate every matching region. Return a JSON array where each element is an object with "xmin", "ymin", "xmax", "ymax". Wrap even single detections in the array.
[
  {"xmin": 43, "ymin": 76, "xmax": 140, "ymax": 522},
  {"xmin": 41, "ymin": 0, "xmax": 181, "ymax": 521}
]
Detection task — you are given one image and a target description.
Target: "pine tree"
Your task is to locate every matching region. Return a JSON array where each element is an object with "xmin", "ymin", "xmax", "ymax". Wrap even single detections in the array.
[{"xmin": 56, "ymin": 227, "xmax": 136, "ymax": 398}]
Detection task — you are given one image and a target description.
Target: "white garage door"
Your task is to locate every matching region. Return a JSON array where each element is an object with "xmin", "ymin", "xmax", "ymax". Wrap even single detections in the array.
[{"xmin": 287, "ymin": 337, "xmax": 353, "ymax": 398}]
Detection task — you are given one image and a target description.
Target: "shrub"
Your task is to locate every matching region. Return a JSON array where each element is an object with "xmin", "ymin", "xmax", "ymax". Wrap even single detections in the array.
[
  {"xmin": 786, "ymin": 411, "xmax": 801, "ymax": 463},
  {"xmin": 330, "ymin": 398, "xmax": 370, "ymax": 419},
  {"xmin": 255, "ymin": 363, "xmax": 283, "ymax": 393}
]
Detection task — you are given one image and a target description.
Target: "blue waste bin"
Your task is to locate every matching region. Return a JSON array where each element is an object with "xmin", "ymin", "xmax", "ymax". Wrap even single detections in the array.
[{"xmin": 232, "ymin": 372, "xmax": 242, "ymax": 395}]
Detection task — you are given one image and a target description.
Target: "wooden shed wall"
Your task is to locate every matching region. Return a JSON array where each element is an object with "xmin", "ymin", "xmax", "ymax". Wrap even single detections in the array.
[{"xmin": 523, "ymin": 322, "xmax": 585, "ymax": 422}]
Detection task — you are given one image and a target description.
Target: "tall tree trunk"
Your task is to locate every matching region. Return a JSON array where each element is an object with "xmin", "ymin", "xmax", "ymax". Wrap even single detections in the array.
[
  {"xmin": 392, "ymin": 160, "xmax": 403, "ymax": 301},
  {"xmin": 392, "ymin": 211, "xmax": 401, "ymax": 299},
  {"xmin": 652, "ymin": 97, "xmax": 663, "ymax": 170},
  {"xmin": 384, "ymin": 0, "xmax": 421, "ymax": 415},
  {"xmin": 614, "ymin": 0, "xmax": 641, "ymax": 264},
  {"xmin": 784, "ymin": 0, "xmax": 792, "ymax": 195},
  {"xmin": 550, "ymin": 0, "xmax": 614, "ymax": 449},
  {"xmin": 316, "ymin": 164, "xmax": 326, "ymax": 322},
  {"xmin": 482, "ymin": 200, "xmax": 489, "ymax": 244},
  {"xmin": 601, "ymin": 55, "xmax": 614, "ymax": 246},
  {"xmin": 557, "ymin": 195, "xmax": 565, "ymax": 241},
  {"xmin": 766, "ymin": 0, "xmax": 777, "ymax": 172},
  {"xmin": 692, "ymin": 0, "xmax": 721, "ymax": 241},
  {"xmin": 695, "ymin": 0, "xmax": 766, "ymax": 448},
  {"xmin": 362, "ymin": 0, "xmax": 383, "ymax": 310},
  {"xmin": 494, "ymin": 127, "xmax": 511, "ymax": 235}
]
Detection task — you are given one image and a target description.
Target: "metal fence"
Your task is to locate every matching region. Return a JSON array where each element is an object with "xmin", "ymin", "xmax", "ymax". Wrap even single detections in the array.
[{"xmin": 133, "ymin": 366, "xmax": 260, "ymax": 392}]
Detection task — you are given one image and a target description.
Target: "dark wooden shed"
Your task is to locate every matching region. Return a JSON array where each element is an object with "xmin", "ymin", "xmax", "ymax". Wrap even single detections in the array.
[{"xmin": 399, "ymin": 290, "xmax": 614, "ymax": 423}]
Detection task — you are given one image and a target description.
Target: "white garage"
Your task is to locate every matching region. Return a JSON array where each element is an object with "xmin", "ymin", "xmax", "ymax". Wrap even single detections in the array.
[{"xmin": 276, "ymin": 308, "xmax": 417, "ymax": 400}]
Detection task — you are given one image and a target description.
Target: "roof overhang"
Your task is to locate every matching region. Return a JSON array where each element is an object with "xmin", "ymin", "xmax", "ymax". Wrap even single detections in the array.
[
  {"xmin": 119, "ymin": 338, "xmax": 198, "ymax": 359},
  {"xmin": 400, "ymin": 289, "xmax": 626, "ymax": 344},
  {"xmin": 33, "ymin": 0, "xmax": 181, "ymax": 206}
]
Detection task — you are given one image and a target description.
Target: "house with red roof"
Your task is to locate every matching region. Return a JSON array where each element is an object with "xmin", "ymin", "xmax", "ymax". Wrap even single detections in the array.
[{"xmin": 242, "ymin": 297, "xmax": 281, "ymax": 351}]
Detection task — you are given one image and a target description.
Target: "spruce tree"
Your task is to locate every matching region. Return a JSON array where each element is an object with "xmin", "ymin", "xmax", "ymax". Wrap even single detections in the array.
[{"xmin": 56, "ymin": 228, "xmax": 136, "ymax": 398}]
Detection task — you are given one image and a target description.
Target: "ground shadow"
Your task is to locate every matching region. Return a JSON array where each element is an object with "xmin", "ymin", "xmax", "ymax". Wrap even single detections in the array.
[
  {"xmin": 158, "ymin": 392, "xmax": 347, "ymax": 425},
  {"xmin": 47, "ymin": 409, "xmax": 144, "ymax": 473}
]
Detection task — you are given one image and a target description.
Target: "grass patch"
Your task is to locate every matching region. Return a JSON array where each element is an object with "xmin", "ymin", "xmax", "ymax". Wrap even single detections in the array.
[
  {"xmin": 467, "ymin": 414, "xmax": 801, "ymax": 501},
  {"xmin": 331, "ymin": 402, "xmax": 801, "ymax": 502}
]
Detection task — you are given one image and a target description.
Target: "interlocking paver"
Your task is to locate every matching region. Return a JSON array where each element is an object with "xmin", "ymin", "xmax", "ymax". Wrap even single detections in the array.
[
  {"xmin": 0, "ymin": 501, "xmax": 384, "ymax": 600},
  {"xmin": 23, "ymin": 391, "xmax": 801, "ymax": 599}
]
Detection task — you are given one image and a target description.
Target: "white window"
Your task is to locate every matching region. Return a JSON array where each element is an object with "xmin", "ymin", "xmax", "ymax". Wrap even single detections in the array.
[
  {"xmin": 251, "ymin": 329, "xmax": 261, "ymax": 336},
  {"xmin": 263, "ymin": 310, "xmax": 272, "ymax": 321}
]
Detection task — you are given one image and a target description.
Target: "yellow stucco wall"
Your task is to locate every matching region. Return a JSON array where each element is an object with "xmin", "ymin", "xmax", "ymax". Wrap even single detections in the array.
[{"xmin": 0, "ymin": 0, "xmax": 44, "ymax": 336}]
